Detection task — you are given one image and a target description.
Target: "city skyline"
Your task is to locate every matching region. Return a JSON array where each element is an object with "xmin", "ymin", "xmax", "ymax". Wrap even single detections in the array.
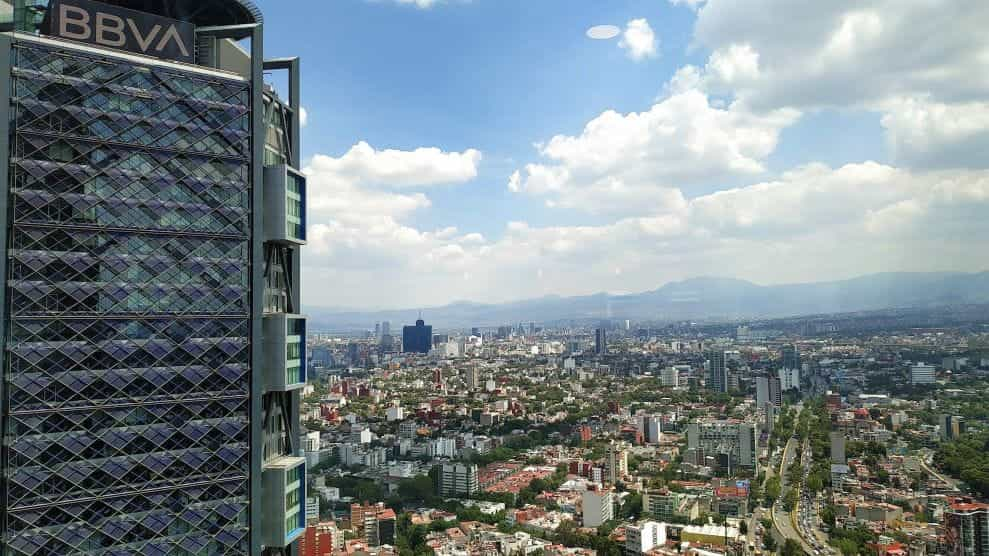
[{"xmin": 253, "ymin": 0, "xmax": 989, "ymax": 308}]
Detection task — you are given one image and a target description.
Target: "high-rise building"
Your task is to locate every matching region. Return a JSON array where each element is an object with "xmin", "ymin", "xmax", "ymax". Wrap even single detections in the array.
[
  {"xmin": 0, "ymin": 3, "xmax": 306, "ymax": 554},
  {"xmin": 911, "ymin": 364, "xmax": 937, "ymax": 385},
  {"xmin": 582, "ymin": 486, "xmax": 614, "ymax": 527},
  {"xmin": 645, "ymin": 416, "xmax": 662, "ymax": 444},
  {"xmin": 764, "ymin": 404, "xmax": 777, "ymax": 434},
  {"xmin": 438, "ymin": 463, "xmax": 479, "ymax": 497},
  {"xmin": 945, "ymin": 498, "xmax": 989, "ymax": 556},
  {"xmin": 830, "ymin": 431, "xmax": 847, "ymax": 464},
  {"xmin": 780, "ymin": 343, "xmax": 800, "ymax": 370},
  {"xmin": 756, "ymin": 376, "xmax": 783, "ymax": 407},
  {"xmin": 779, "ymin": 366, "xmax": 800, "ymax": 391},
  {"xmin": 942, "ymin": 415, "xmax": 968, "ymax": 440},
  {"xmin": 465, "ymin": 367, "xmax": 481, "ymax": 391},
  {"xmin": 660, "ymin": 366, "xmax": 679, "ymax": 387},
  {"xmin": 605, "ymin": 440, "xmax": 628, "ymax": 484},
  {"xmin": 756, "ymin": 376, "xmax": 769, "ymax": 407},
  {"xmin": 706, "ymin": 349, "xmax": 728, "ymax": 392},
  {"xmin": 686, "ymin": 422, "xmax": 757, "ymax": 469},
  {"xmin": 402, "ymin": 318, "xmax": 432, "ymax": 354},
  {"xmin": 595, "ymin": 328, "xmax": 608, "ymax": 355}
]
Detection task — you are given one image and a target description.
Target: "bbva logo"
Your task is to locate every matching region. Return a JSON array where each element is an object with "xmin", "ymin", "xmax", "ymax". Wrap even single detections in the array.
[{"xmin": 47, "ymin": 0, "xmax": 195, "ymax": 63}]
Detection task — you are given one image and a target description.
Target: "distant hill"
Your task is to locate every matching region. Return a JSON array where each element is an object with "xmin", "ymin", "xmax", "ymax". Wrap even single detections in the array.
[{"xmin": 307, "ymin": 271, "xmax": 989, "ymax": 330}]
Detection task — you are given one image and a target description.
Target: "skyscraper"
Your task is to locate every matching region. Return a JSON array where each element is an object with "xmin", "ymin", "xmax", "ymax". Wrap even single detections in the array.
[
  {"xmin": 0, "ymin": 2, "xmax": 305, "ymax": 553},
  {"xmin": 595, "ymin": 327, "xmax": 608, "ymax": 354},
  {"xmin": 756, "ymin": 376, "xmax": 782, "ymax": 407},
  {"xmin": 402, "ymin": 318, "xmax": 432, "ymax": 354},
  {"xmin": 706, "ymin": 349, "xmax": 728, "ymax": 392},
  {"xmin": 605, "ymin": 440, "xmax": 628, "ymax": 484},
  {"xmin": 780, "ymin": 344, "xmax": 800, "ymax": 371}
]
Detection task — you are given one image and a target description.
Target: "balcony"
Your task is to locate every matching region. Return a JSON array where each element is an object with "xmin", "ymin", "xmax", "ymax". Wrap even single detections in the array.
[
  {"xmin": 261, "ymin": 455, "xmax": 306, "ymax": 549},
  {"xmin": 263, "ymin": 313, "xmax": 306, "ymax": 392},
  {"xmin": 263, "ymin": 165, "xmax": 307, "ymax": 244}
]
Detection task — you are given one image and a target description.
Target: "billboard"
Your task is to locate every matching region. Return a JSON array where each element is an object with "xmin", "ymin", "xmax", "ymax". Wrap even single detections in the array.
[{"xmin": 44, "ymin": 0, "xmax": 195, "ymax": 63}]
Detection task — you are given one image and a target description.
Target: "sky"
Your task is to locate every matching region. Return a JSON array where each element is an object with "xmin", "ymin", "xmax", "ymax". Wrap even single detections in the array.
[{"xmin": 253, "ymin": 0, "xmax": 989, "ymax": 310}]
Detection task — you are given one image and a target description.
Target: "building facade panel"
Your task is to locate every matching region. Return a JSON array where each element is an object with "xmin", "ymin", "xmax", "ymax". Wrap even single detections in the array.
[{"xmin": 2, "ymin": 39, "xmax": 253, "ymax": 554}]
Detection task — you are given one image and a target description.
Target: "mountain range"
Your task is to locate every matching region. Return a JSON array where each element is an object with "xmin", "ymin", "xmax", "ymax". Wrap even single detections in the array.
[{"xmin": 307, "ymin": 271, "xmax": 989, "ymax": 330}]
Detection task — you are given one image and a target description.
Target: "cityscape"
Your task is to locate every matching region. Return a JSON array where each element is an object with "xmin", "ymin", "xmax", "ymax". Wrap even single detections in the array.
[{"xmin": 0, "ymin": 1, "xmax": 985, "ymax": 556}]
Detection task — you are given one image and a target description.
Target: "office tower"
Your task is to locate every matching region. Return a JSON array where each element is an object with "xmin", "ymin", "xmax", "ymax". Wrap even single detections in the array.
[
  {"xmin": 645, "ymin": 416, "xmax": 662, "ymax": 444},
  {"xmin": 660, "ymin": 366, "xmax": 679, "ymax": 387},
  {"xmin": 780, "ymin": 344, "xmax": 800, "ymax": 370},
  {"xmin": 402, "ymin": 318, "xmax": 432, "ymax": 354},
  {"xmin": 942, "ymin": 415, "xmax": 967, "ymax": 441},
  {"xmin": 605, "ymin": 440, "xmax": 628, "ymax": 484},
  {"xmin": 379, "ymin": 333, "xmax": 394, "ymax": 353},
  {"xmin": 0, "ymin": 2, "xmax": 305, "ymax": 554},
  {"xmin": 374, "ymin": 322, "xmax": 381, "ymax": 338},
  {"xmin": 830, "ymin": 431, "xmax": 847, "ymax": 464},
  {"xmin": 911, "ymin": 364, "xmax": 936, "ymax": 385},
  {"xmin": 945, "ymin": 498, "xmax": 989, "ymax": 556},
  {"xmin": 686, "ymin": 422, "xmax": 757, "ymax": 469},
  {"xmin": 764, "ymin": 404, "xmax": 777, "ymax": 434},
  {"xmin": 769, "ymin": 376, "xmax": 783, "ymax": 405},
  {"xmin": 595, "ymin": 327, "xmax": 608, "ymax": 354},
  {"xmin": 381, "ymin": 321, "xmax": 390, "ymax": 337},
  {"xmin": 779, "ymin": 366, "xmax": 800, "ymax": 391},
  {"xmin": 438, "ymin": 463, "xmax": 479, "ymax": 497},
  {"xmin": 756, "ymin": 376, "xmax": 783, "ymax": 408},
  {"xmin": 582, "ymin": 486, "xmax": 614, "ymax": 527},
  {"xmin": 706, "ymin": 349, "xmax": 728, "ymax": 392},
  {"xmin": 465, "ymin": 367, "xmax": 480, "ymax": 391},
  {"xmin": 756, "ymin": 377, "xmax": 769, "ymax": 407}
]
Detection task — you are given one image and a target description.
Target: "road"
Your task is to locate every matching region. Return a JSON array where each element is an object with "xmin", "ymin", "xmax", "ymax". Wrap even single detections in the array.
[
  {"xmin": 767, "ymin": 402, "xmax": 837, "ymax": 556},
  {"xmin": 772, "ymin": 436, "xmax": 816, "ymax": 554},
  {"xmin": 919, "ymin": 452, "xmax": 963, "ymax": 492}
]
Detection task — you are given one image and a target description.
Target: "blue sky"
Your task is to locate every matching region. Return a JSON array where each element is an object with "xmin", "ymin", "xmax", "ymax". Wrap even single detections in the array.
[{"xmin": 252, "ymin": 0, "xmax": 989, "ymax": 310}]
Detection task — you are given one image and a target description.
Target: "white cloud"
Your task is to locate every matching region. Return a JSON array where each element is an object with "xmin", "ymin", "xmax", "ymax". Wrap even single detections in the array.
[
  {"xmin": 305, "ymin": 156, "xmax": 989, "ymax": 308},
  {"xmin": 510, "ymin": 88, "xmax": 799, "ymax": 214},
  {"xmin": 311, "ymin": 141, "xmax": 481, "ymax": 190},
  {"xmin": 688, "ymin": 1, "xmax": 989, "ymax": 109},
  {"xmin": 393, "ymin": 0, "xmax": 441, "ymax": 8},
  {"xmin": 301, "ymin": 141, "xmax": 487, "ymax": 306},
  {"xmin": 670, "ymin": 0, "xmax": 706, "ymax": 9},
  {"xmin": 619, "ymin": 19, "xmax": 658, "ymax": 61},
  {"xmin": 880, "ymin": 96, "xmax": 989, "ymax": 169},
  {"xmin": 299, "ymin": 107, "xmax": 308, "ymax": 127},
  {"xmin": 674, "ymin": 0, "xmax": 989, "ymax": 169}
]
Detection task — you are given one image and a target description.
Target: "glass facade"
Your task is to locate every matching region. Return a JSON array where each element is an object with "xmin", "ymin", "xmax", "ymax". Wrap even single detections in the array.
[{"xmin": 2, "ymin": 41, "xmax": 252, "ymax": 554}]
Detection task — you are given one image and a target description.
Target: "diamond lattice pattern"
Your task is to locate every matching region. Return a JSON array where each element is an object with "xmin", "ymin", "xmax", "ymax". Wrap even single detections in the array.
[{"xmin": 2, "ymin": 42, "xmax": 253, "ymax": 555}]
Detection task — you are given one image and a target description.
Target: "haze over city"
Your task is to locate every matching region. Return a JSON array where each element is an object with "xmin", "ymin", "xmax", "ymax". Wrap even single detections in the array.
[{"xmin": 253, "ymin": 0, "xmax": 989, "ymax": 309}]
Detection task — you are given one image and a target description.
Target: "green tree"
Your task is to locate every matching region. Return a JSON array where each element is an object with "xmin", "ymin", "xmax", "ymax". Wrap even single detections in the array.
[
  {"xmin": 781, "ymin": 538, "xmax": 803, "ymax": 556},
  {"xmin": 782, "ymin": 488, "xmax": 798, "ymax": 511}
]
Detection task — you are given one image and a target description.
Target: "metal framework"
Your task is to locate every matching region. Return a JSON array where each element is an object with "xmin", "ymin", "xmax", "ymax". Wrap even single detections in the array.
[{"xmin": 1, "ymin": 40, "xmax": 252, "ymax": 555}]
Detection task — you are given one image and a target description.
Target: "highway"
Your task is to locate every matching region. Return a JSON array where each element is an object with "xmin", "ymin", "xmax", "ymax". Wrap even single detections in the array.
[
  {"xmin": 771, "ymin": 436, "xmax": 816, "ymax": 554},
  {"xmin": 768, "ymin": 403, "xmax": 836, "ymax": 556}
]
